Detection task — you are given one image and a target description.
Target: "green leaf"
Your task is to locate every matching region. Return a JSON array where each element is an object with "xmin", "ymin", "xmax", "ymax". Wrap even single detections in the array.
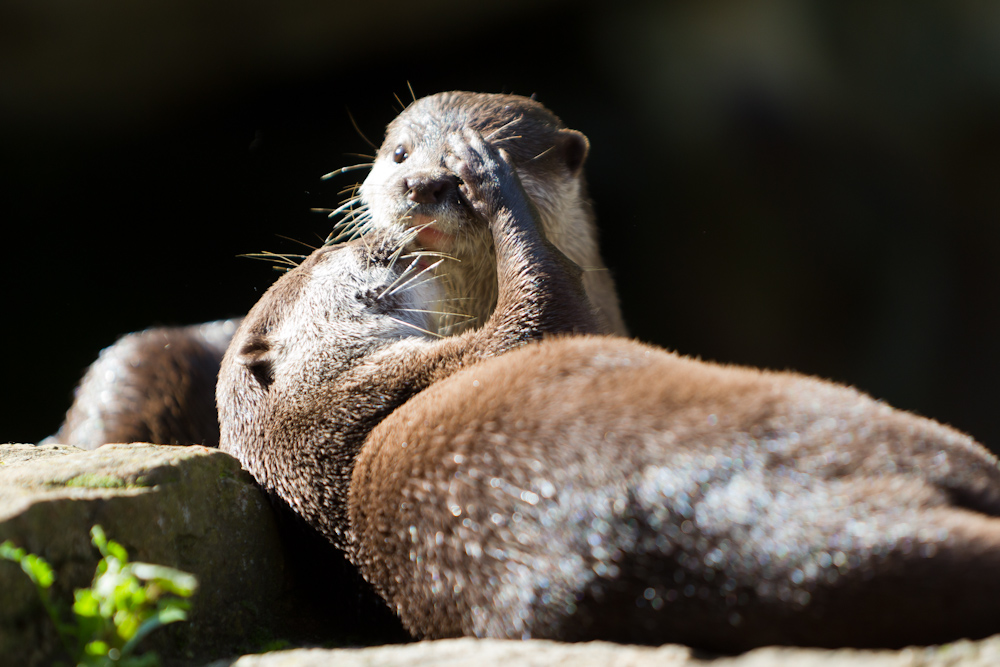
[
  {"xmin": 0, "ymin": 540, "xmax": 26, "ymax": 562},
  {"xmin": 120, "ymin": 606, "xmax": 188, "ymax": 657},
  {"xmin": 22, "ymin": 553, "xmax": 55, "ymax": 588},
  {"xmin": 90, "ymin": 525, "xmax": 108, "ymax": 553},
  {"xmin": 115, "ymin": 610, "xmax": 141, "ymax": 642},
  {"xmin": 73, "ymin": 589, "xmax": 100, "ymax": 618},
  {"xmin": 106, "ymin": 540, "xmax": 129, "ymax": 564},
  {"xmin": 128, "ymin": 563, "xmax": 198, "ymax": 597},
  {"xmin": 84, "ymin": 639, "xmax": 110, "ymax": 656}
]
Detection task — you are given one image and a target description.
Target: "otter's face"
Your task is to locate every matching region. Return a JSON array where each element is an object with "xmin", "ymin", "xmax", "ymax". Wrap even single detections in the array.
[
  {"xmin": 359, "ymin": 92, "xmax": 589, "ymax": 258},
  {"xmin": 217, "ymin": 230, "xmax": 443, "ymax": 467}
]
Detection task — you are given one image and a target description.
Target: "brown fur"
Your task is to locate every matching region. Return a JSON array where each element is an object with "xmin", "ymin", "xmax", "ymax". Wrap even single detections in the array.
[{"xmin": 218, "ymin": 129, "xmax": 1000, "ymax": 650}]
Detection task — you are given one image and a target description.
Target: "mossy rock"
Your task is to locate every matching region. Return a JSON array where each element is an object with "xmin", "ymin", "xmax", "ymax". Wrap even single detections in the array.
[{"xmin": 0, "ymin": 443, "xmax": 289, "ymax": 665}]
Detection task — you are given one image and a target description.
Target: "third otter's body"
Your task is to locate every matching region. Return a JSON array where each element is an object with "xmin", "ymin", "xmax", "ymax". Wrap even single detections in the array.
[{"xmin": 218, "ymin": 126, "xmax": 1000, "ymax": 650}]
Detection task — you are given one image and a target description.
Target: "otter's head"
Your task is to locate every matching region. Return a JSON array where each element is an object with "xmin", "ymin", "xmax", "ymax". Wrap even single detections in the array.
[
  {"xmin": 361, "ymin": 92, "xmax": 589, "ymax": 254},
  {"xmin": 217, "ymin": 229, "xmax": 443, "ymax": 490},
  {"xmin": 355, "ymin": 91, "xmax": 593, "ymax": 332}
]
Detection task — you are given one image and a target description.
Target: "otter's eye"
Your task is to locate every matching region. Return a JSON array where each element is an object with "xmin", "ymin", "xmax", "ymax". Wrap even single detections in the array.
[{"xmin": 393, "ymin": 145, "xmax": 409, "ymax": 163}]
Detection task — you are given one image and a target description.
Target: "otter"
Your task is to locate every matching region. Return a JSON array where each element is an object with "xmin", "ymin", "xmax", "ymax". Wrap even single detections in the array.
[
  {"xmin": 218, "ymin": 128, "xmax": 1000, "ymax": 651},
  {"xmin": 43, "ymin": 319, "xmax": 239, "ymax": 449},
  {"xmin": 46, "ymin": 91, "xmax": 624, "ymax": 449}
]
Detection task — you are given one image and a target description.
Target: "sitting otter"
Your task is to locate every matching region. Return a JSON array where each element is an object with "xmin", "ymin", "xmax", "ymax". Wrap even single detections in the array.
[
  {"xmin": 217, "ymin": 128, "xmax": 1000, "ymax": 651},
  {"xmin": 47, "ymin": 91, "xmax": 624, "ymax": 449}
]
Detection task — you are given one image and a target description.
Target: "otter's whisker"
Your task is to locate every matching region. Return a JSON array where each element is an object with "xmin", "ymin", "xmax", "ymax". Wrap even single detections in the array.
[
  {"xmin": 239, "ymin": 252, "xmax": 306, "ymax": 268},
  {"xmin": 532, "ymin": 146, "xmax": 555, "ymax": 161},
  {"xmin": 328, "ymin": 215, "xmax": 372, "ymax": 244},
  {"xmin": 320, "ymin": 163, "xmax": 373, "ymax": 180},
  {"xmin": 383, "ymin": 258, "xmax": 446, "ymax": 298},
  {"xmin": 404, "ymin": 250, "xmax": 458, "ymax": 262},
  {"xmin": 437, "ymin": 316, "xmax": 479, "ymax": 335},
  {"xmin": 327, "ymin": 206, "xmax": 372, "ymax": 242},
  {"xmin": 273, "ymin": 234, "xmax": 318, "ymax": 252},
  {"xmin": 492, "ymin": 134, "xmax": 523, "ymax": 145},
  {"xmin": 331, "ymin": 208, "xmax": 370, "ymax": 231},
  {"xmin": 327, "ymin": 225, "xmax": 360, "ymax": 243},
  {"xmin": 394, "ymin": 202, "xmax": 428, "ymax": 230},
  {"xmin": 346, "ymin": 108, "xmax": 378, "ymax": 151},
  {"xmin": 485, "ymin": 117, "xmax": 523, "ymax": 142},
  {"xmin": 325, "ymin": 197, "xmax": 363, "ymax": 219},
  {"xmin": 403, "ymin": 219, "xmax": 438, "ymax": 241},
  {"xmin": 338, "ymin": 185, "xmax": 364, "ymax": 198},
  {"xmin": 398, "ymin": 308, "xmax": 473, "ymax": 319},
  {"xmin": 377, "ymin": 258, "xmax": 437, "ymax": 299},
  {"xmin": 392, "ymin": 273, "xmax": 445, "ymax": 297},
  {"xmin": 384, "ymin": 316, "xmax": 443, "ymax": 339},
  {"xmin": 327, "ymin": 221, "xmax": 375, "ymax": 246},
  {"xmin": 386, "ymin": 242, "xmax": 410, "ymax": 272}
]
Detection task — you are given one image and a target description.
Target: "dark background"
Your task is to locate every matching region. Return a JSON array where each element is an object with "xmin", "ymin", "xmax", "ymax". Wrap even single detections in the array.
[{"xmin": 4, "ymin": 1, "xmax": 999, "ymax": 451}]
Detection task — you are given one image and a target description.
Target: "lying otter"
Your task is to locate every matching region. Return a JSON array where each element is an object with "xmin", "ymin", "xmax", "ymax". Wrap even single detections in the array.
[
  {"xmin": 46, "ymin": 91, "xmax": 624, "ymax": 449},
  {"xmin": 218, "ymin": 128, "xmax": 1000, "ymax": 651}
]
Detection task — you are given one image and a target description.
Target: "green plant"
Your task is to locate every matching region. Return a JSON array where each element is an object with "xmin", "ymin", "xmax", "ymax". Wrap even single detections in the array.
[{"xmin": 1, "ymin": 525, "xmax": 197, "ymax": 667}]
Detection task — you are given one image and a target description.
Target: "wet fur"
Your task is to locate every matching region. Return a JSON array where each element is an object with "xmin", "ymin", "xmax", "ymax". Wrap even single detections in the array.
[{"xmin": 218, "ymin": 129, "xmax": 1000, "ymax": 650}]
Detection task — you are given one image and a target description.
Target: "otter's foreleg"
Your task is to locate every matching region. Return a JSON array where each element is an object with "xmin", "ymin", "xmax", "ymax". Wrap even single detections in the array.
[{"xmin": 445, "ymin": 130, "xmax": 604, "ymax": 352}]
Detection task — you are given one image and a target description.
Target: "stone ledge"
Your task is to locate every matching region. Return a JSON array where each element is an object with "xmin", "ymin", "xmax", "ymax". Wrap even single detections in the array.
[{"xmin": 205, "ymin": 636, "xmax": 1000, "ymax": 667}]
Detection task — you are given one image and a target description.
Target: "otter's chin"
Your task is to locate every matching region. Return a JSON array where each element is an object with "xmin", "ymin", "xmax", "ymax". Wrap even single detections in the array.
[{"xmin": 405, "ymin": 213, "xmax": 456, "ymax": 252}]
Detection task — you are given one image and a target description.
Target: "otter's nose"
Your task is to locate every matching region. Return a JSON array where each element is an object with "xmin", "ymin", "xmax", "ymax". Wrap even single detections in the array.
[{"xmin": 405, "ymin": 173, "xmax": 456, "ymax": 205}]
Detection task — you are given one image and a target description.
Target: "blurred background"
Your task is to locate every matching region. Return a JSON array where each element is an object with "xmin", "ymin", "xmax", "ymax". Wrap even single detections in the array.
[{"xmin": 4, "ymin": 0, "xmax": 1000, "ymax": 451}]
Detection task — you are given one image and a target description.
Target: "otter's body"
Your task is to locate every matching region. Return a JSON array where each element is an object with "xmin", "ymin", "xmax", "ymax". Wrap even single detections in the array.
[
  {"xmin": 354, "ymin": 335, "xmax": 1000, "ymax": 649},
  {"xmin": 218, "ymin": 127, "xmax": 1000, "ymax": 650},
  {"xmin": 44, "ymin": 319, "xmax": 238, "ymax": 449}
]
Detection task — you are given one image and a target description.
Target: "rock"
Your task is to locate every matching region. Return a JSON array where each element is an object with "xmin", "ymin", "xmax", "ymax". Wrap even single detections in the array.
[
  {"xmin": 204, "ymin": 636, "xmax": 1000, "ymax": 667},
  {"xmin": 0, "ymin": 443, "xmax": 290, "ymax": 666}
]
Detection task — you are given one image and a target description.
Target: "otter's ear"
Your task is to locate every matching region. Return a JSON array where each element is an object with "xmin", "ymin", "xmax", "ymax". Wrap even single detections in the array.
[
  {"xmin": 556, "ymin": 129, "xmax": 589, "ymax": 176},
  {"xmin": 237, "ymin": 333, "xmax": 275, "ymax": 388}
]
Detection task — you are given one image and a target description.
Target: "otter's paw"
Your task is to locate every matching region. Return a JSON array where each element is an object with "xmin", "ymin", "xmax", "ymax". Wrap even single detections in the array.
[{"xmin": 445, "ymin": 129, "xmax": 524, "ymax": 222}]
